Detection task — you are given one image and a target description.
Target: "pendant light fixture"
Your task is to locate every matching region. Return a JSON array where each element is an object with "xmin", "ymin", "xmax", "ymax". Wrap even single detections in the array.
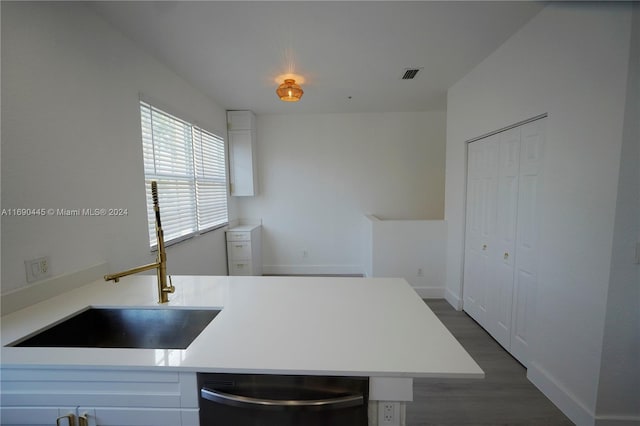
[{"xmin": 276, "ymin": 79, "xmax": 303, "ymax": 102}]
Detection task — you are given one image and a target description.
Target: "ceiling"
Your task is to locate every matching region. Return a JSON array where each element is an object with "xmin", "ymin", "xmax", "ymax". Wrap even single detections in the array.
[{"xmin": 92, "ymin": 1, "xmax": 545, "ymax": 115}]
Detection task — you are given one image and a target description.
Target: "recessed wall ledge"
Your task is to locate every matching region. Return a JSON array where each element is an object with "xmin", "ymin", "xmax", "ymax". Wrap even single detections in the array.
[{"xmin": 365, "ymin": 214, "xmax": 444, "ymax": 222}]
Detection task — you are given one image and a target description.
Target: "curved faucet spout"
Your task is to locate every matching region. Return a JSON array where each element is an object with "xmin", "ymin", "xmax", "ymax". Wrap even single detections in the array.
[{"xmin": 104, "ymin": 181, "xmax": 175, "ymax": 304}]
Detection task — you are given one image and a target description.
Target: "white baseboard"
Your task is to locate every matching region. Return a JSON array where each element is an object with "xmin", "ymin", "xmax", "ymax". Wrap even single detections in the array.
[
  {"xmin": 413, "ymin": 287, "xmax": 446, "ymax": 298},
  {"xmin": 527, "ymin": 361, "xmax": 596, "ymax": 426},
  {"xmin": 1, "ymin": 263, "xmax": 108, "ymax": 315},
  {"xmin": 595, "ymin": 417, "xmax": 640, "ymax": 426},
  {"xmin": 262, "ymin": 264, "xmax": 363, "ymax": 276},
  {"xmin": 445, "ymin": 288, "xmax": 463, "ymax": 310}
]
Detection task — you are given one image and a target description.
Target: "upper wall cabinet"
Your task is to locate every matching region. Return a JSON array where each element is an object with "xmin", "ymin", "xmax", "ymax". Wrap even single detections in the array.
[{"xmin": 227, "ymin": 110, "xmax": 258, "ymax": 196}]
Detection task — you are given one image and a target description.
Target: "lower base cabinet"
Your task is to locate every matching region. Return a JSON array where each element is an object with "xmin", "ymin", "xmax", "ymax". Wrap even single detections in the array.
[
  {"xmin": 226, "ymin": 225, "xmax": 262, "ymax": 276},
  {"xmin": 1, "ymin": 407, "xmax": 197, "ymax": 426},
  {"xmin": 1, "ymin": 407, "xmax": 76, "ymax": 426},
  {"xmin": 0, "ymin": 369, "xmax": 199, "ymax": 426}
]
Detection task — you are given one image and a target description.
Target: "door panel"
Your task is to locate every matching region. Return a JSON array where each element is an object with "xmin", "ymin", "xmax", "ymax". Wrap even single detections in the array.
[
  {"xmin": 490, "ymin": 128, "xmax": 520, "ymax": 350},
  {"xmin": 510, "ymin": 119, "xmax": 545, "ymax": 367},
  {"xmin": 463, "ymin": 142, "xmax": 484, "ymax": 321},
  {"xmin": 464, "ymin": 136, "xmax": 498, "ymax": 330},
  {"xmin": 513, "ymin": 270, "xmax": 534, "ymax": 347},
  {"xmin": 479, "ymin": 137, "xmax": 499, "ymax": 329}
]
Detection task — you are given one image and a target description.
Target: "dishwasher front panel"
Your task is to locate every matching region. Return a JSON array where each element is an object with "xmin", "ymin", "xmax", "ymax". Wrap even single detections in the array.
[{"xmin": 197, "ymin": 373, "xmax": 369, "ymax": 426}]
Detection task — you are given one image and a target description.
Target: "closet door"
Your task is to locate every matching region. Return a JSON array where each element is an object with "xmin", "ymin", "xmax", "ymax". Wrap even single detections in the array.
[
  {"xmin": 463, "ymin": 135, "xmax": 498, "ymax": 330},
  {"xmin": 489, "ymin": 128, "xmax": 521, "ymax": 350},
  {"xmin": 510, "ymin": 119, "xmax": 545, "ymax": 367},
  {"xmin": 463, "ymin": 117, "xmax": 545, "ymax": 367}
]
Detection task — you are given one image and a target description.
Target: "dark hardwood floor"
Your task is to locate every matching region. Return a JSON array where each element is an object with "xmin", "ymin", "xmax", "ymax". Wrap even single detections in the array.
[{"xmin": 407, "ymin": 299, "xmax": 574, "ymax": 426}]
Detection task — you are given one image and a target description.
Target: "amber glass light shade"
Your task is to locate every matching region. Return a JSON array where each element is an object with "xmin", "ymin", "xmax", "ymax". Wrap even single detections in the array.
[{"xmin": 276, "ymin": 79, "xmax": 303, "ymax": 102}]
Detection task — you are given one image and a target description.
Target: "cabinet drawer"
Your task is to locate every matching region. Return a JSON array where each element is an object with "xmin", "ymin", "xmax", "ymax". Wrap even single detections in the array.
[
  {"xmin": 229, "ymin": 261, "xmax": 252, "ymax": 276},
  {"xmin": 226, "ymin": 231, "xmax": 250, "ymax": 242},
  {"xmin": 227, "ymin": 242, "xmax": 251, "ymax": 260}
]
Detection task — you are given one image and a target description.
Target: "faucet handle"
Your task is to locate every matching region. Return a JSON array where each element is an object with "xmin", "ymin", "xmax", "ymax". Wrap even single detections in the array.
[{"xmin": 165, "ymin": 275, "xmax": 175, "ymax": 293}]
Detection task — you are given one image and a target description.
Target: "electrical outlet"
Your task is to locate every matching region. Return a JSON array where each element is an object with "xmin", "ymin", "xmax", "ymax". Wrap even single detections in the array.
[
  {"xmin": 40, "ymin": 257, "xmax": 49, "ymax": 274},
  {"xmin": 417, "ymin": 268, "xmax": 424, "ymax": 277},
  {"xmin": 25, "ymin": 256, "xmax": 51, "ymax": 283},
  {"xmin": 302, "ymin": 250, "xmax": 308, "ymax": 258},
  {"xmin": 378, "ymin": 401, "xmax": 400, "ymax": 426}
]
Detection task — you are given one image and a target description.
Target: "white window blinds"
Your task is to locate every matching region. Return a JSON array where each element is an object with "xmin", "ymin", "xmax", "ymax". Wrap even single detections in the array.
[{"xmin": 140, "ymin": 101, "xmax": 228, "ymax": 248}]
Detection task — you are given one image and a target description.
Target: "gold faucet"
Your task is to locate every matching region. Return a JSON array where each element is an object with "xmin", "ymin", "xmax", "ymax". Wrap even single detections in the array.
[{"xmin": 104, "ymin": 181, "xmax": 175, "ymax": 303}]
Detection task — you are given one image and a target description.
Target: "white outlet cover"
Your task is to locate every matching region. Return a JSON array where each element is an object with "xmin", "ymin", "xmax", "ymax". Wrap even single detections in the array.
[
  {"xmin": 25, "ymin": 256, "xmax": 51, "ymax": 283},
  {"xmin": 378, "ymin": 402, "xmax": 400, "ymax": 426}
]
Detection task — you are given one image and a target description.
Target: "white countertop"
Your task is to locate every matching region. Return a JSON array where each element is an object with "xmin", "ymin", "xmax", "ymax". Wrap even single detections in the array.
[{"xmin": 0, "ymin": 276, "xmax": 483, "ymax": 379}]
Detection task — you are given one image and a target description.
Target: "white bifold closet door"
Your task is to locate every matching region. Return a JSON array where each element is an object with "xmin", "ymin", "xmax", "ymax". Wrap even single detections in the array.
[{"xmin": 463, "ymin": 118, "xmax": 545, "ymax": 367}]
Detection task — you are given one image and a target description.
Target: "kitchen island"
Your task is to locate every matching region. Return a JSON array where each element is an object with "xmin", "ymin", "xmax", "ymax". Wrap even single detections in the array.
[{"xmin": 1, "ymin": 275, "xmax": 483, "ymax": 425}]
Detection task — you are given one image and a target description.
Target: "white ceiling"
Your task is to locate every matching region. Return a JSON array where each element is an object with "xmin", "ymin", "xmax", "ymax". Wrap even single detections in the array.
[{"xmin": 92, "ymin": 1, "xmax": 545, "ymax": 115}]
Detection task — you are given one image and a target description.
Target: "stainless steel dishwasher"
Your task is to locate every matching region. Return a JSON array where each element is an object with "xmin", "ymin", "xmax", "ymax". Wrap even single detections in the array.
[{"xmin": 197, "ymin": 373, "xmax": 369, "ymax": 426}]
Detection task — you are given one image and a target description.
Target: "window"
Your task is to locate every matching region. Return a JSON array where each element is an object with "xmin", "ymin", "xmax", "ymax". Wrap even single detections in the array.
[{"xmin": 140, "ymin": 100, "xmax": 228, "ymax": 248}]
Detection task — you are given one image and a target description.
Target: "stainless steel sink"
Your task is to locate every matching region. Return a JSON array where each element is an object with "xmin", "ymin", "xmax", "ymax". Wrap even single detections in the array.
[{"xmin": 10, "ymin": 307, "xmax": 220, "ymax": 349}]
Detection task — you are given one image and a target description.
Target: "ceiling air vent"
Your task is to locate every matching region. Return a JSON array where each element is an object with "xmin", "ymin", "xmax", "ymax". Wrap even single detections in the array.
[{"xmin": 401, "ymin": 67, "xmax": 423, "ymax": 80}]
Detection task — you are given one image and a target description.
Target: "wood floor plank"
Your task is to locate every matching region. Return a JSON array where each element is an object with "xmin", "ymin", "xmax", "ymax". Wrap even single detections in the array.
[{"xmin": 406, "ymin": 299, "xmax": 574, "ymax": 426}]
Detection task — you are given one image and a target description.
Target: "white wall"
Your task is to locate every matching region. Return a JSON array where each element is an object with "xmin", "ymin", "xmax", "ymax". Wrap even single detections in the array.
[
  {"xmin": 596, "ymin": 5, "xmax": 640, "ymax": 423},
  {"xmin": 236, "ymin": 111, "xmax": 446, "ymax": 275},
  {"xmin": 444, "ymin": 3, "xmax": 634, "ymax": 425},
  {"xmin": 1, "ymin": 2, "xmax": 234, "ymax": 296}
]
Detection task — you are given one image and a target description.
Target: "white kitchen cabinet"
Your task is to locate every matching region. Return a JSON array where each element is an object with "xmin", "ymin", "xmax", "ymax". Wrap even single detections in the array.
[
  {"xmin": 0, "ymin": 369, "xmax": 199, "ymax": 426},
  {"xmin": 227, "ymin": 110, "xmax": 258, "ymax": 196},
  {"xmin": 1, "ymin": 407, "xmax": 76, "ymax": 426},
  {"xmin": 1, "ymin": 406, "xmax": 194, "ymax": 426},
  {"xmin": 227, "ymin": 110, "xmax": 254, "ymax": 131},
  {"xmin": 226, "ymin": 224, "xmax": 262, "ymax": 276},
  {"xmin": 76, "ymin": 407, "xmax": 197, "ymax": 426},
  {"xmin": 463, "ymin": 118, "xmax": 545, "ymax": 367}
]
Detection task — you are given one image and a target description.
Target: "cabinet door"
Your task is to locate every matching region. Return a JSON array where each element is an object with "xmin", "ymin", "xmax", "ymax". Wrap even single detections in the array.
[
  {"xmin": 489, "ymin": 128, "xmax": 521, "ymax": 350},
  {"xmin": 1, "ymin": 407, "xmax": 76, "ymax": 426},
  {"xmin": 77, "ymin": 407, "xmax": 184, "ymax": 426},
  {"xmin": 510, "ymin": 119, "xmax": 545, "ymax": 367},
  {"xmin": 228, "ymin": 129, "xmax": 256, "ymax": 196}
]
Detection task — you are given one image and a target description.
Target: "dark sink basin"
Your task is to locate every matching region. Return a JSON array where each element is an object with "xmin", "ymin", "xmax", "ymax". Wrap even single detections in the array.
[{"xmin": 10, "ymin": 307, "xmax": 220, "ymax": 349}]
